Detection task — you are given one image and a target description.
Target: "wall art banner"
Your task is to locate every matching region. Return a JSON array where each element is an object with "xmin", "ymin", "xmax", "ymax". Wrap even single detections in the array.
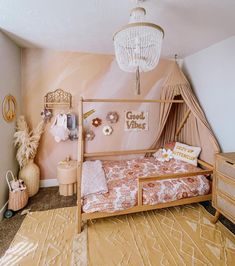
[{"xmin": 124, "ymin": 111, "xmax": 148, "ymax": 131}]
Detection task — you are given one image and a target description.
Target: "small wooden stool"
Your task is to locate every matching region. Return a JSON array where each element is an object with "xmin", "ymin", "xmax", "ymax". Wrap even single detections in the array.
[{"xmin": 57, "ymin": 160, "xmax": 77, "ymax": 196}]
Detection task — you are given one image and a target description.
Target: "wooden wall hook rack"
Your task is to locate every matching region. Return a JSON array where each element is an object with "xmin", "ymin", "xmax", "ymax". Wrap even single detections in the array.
[{"xmin": 44, "ymin": 89, "xmax": 72, "ymax": 109}]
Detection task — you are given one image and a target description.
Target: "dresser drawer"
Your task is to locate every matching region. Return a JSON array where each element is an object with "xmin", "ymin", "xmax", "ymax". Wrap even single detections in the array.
[
  {"xmin": 216, "ymin": 194, "xmax": 235, "ymax": 223},
  {"xmin": 217, "ymin": 174, "xmax": 235, "ymax": 200},
  {"xmin": 217, "ymin": 158, "xmax": 235, "ymax": 179}
]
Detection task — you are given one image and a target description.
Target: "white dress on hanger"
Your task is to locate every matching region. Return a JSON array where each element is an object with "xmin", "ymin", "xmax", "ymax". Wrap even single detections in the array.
[{"xmin": 50, "ymin": 113, "xmax": 69, "ymax": 142}]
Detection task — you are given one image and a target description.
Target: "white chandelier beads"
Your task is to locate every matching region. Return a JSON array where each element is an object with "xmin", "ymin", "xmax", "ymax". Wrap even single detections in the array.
[{"xmin": 113, "ymin": 5, "xmax": 164, "ymax": 73}]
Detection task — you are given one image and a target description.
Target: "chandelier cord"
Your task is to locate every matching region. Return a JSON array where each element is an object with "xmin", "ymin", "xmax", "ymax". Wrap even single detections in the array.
[{"xmin": 136, "ymin": 66, "xmax": 141, "ymax": 95}]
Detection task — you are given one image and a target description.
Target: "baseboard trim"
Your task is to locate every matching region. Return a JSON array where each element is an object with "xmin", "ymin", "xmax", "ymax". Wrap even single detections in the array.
[
  {"xmin": 0, "ymin": 201, "xmax": 9, "ymax": 220},
  {"xmin": 40, "ymin": 179, "xmax": 59, "ymax": 188}
]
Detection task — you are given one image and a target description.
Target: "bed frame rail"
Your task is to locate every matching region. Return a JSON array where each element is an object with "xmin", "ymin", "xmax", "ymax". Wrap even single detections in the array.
[
  {"xmin": 84, "ymin": 149, "xmax": 158, "ymax": 158},
  {"xmin": 82, "ymin": 194, "xmax": 212, "ymax": 221},
  {"xmin": 137, "ymin": 169, "xmax": 213, "ymax": 206}
]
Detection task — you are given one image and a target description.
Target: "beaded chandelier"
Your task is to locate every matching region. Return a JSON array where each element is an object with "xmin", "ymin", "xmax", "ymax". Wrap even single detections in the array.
[{"xmin": 113, "ymin": 0, "xmax": 164, "ymax": 94}]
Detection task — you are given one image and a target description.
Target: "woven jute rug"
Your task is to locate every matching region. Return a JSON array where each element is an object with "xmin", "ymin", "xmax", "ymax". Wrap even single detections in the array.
[
  {"xmin": 88, "ymin": 203, "xmax": 235, "ymax": 266},
  {"xmin": 0, "ymin": 207, "xmax": 87, "ymax": 266},
  {"xmin": 1, "ymin": 204, "xmax": 235, "ymax": 266}
]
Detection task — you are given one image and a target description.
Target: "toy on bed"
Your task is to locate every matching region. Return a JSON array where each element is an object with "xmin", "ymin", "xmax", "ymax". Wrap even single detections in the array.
[{"xmin": 153, "ymin": 148, "xmax": 173, "ymax": 162}]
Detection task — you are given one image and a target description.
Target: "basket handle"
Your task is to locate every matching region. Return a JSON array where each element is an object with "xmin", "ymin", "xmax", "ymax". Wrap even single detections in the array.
[{"xmin": 5, "ymin": 170, "xmax": 16, "ymax": 191}]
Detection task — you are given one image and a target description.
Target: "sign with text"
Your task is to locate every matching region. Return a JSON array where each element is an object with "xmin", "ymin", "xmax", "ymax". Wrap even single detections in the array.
[{"xmin": 124, "ymin": 111, "xmax": 148, "ymax": 131}]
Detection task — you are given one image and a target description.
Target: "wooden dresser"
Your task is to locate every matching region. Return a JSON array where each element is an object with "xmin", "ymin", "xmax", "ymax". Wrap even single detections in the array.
[{"xmin": 212, "ymin": 152, "xmax": 235, "ymax": 223}]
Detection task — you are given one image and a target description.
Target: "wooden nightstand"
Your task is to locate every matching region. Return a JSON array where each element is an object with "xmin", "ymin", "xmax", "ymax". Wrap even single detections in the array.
[{"xmin": 212, "ymin": 152, "xmax": 235, "ymax": 223}]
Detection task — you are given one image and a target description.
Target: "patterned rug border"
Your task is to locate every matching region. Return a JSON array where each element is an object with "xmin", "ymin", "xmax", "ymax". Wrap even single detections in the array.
[
  {"xmin": 1, "ymin": 203, "xmax": 234, "ymax": 266},
  {"xmin": 0, "ymin": 206, "xmax": 87, "ymax": 266}
]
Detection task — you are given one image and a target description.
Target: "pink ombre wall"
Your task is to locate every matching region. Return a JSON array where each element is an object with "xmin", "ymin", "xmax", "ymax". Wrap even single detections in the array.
[{"xmin": 22, "ymin": 49, "xmax": 174, "ymax": 180}]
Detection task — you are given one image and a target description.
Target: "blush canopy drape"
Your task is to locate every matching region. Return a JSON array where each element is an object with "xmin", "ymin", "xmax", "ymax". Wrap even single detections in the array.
[{"xmin": 150, "ymin": 62, "xmax": 220, "ymax": 164}]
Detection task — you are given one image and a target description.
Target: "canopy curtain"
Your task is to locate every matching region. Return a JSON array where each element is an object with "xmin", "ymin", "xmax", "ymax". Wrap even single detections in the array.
[{"xmin": 150, "ymin": 62, "xmax": 220, "ymax": 164}]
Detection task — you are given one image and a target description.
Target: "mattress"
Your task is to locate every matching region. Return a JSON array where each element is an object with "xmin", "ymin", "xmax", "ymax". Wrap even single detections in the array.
[{"xmin": 82, "ymin": 157, "xmax": 210, "ymax": 213}]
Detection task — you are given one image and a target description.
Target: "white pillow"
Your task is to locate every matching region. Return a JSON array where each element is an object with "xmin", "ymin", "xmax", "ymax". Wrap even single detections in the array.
[{"xmin": 172, "ymin": 142, "xmax": 201, "ymax": 166}]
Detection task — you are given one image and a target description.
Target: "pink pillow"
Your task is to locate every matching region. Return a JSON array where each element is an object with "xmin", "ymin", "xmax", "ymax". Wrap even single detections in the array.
[{"xmin": 163, "ymin": 142, "xmax": 176, "ymax": 150}]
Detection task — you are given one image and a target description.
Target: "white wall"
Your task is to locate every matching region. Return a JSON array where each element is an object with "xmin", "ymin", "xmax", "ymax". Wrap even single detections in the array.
[
  {"xmin": 0, "ymin": 31, "xmax": 21, "ymax": 220},
  {"xmin": 183, "ymin": 36, "xmax": 235, "ymax": 152}
]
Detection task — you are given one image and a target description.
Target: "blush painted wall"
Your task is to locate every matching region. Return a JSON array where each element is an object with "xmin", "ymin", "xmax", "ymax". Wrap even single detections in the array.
[{"xmin": 22, "ymin": 49, "xmax": 174, "ymax": 180}]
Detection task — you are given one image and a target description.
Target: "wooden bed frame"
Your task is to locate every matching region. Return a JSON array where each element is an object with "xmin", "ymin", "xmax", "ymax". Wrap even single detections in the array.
[{"xmin": 77, "ymin": 97, "xmax": 214, "ymax": 233}]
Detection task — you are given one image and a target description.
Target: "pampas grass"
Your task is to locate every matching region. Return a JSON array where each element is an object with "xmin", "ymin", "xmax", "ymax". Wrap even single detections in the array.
[{"xmin": 14, "ymin": 116, "xmax": 44, "ymax": 169}]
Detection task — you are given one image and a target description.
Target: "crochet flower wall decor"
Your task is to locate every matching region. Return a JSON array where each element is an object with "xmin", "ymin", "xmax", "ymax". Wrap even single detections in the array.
[
  {"xmin": 102, "ymin": 125, "xmax": 113, "ymax": 136},
  {"xmin": 85, "ymin": 129, "xmax": 95, "ymax": 141},
  {"xmin": 106, "ymin": 111, "xmax": 119, "ymax": 124},
  {"xmin": 92, "ymin": 117, "xmax": 102, "ymax": 127}
]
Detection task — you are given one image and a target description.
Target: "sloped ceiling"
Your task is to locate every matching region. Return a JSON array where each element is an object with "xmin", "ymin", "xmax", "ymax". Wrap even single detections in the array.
[{"xmin": 0, "ymin": 0, "xmax": 235, "ymax": 58}]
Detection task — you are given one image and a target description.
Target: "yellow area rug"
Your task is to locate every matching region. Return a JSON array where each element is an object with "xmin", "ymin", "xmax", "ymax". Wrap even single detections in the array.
[
  {"xmin": 88, "ymin": 204, "xmax": 235, "ymax": 266},
  {"xmin": 1, "ymin": 204, "xmax": 235, "ymax": 266},
  {"xmin": 0, "ymin": 207, "xmax": 87, "ymax": 266}
]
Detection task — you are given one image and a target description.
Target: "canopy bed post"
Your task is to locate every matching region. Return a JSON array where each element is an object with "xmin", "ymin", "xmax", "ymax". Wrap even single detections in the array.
[
  {"xmin": 175, "ymin": 108, "xmax": 191, "ymax": 139},
  {"xmin": 138, "ymin": 180, "xmax": 143, "ymax": 206},
  {"xmin": 77, "ymin": 97, "xmax": 84, "ymax": 234}
]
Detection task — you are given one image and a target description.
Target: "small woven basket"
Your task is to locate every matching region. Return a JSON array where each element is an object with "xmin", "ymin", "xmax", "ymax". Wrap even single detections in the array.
[{"xmin": 6, "ymin": 170, "xmax": 29, "ymax": 211}]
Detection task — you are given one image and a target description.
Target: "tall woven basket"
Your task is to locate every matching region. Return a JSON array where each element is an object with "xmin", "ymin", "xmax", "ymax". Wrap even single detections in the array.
[
  {"xmin": 19, "ymin": 160, "xmax": 40, "ymax": 197},
  {"xmin": 6, "ymin": 170, "xmax": 28, "ymax": 211}
]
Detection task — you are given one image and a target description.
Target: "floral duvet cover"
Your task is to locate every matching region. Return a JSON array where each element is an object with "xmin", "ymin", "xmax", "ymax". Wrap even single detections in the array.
[{"xmin": 82, "ymin": 157, "xmax": 210, "ymax": 213}]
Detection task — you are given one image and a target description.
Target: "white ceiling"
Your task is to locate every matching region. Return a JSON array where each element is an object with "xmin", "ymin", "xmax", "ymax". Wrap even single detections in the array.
[{"xmin": 0, "ymin": 0, "xmax": 235, "ymax": 58}]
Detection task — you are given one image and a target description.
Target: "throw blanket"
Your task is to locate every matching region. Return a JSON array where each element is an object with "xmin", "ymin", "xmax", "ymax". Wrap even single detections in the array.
[{"xmin": 82, "ymin": 160, "xmax": 108, "ymax": 197}]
